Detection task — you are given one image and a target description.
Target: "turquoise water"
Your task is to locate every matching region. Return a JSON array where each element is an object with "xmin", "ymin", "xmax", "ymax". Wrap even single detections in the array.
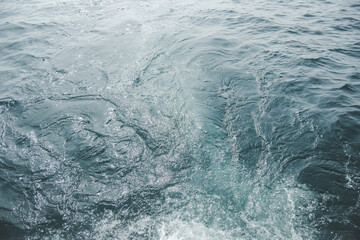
[{"xmin": 0, "ymin": 0, "xmax": 359, "ymax": 239}]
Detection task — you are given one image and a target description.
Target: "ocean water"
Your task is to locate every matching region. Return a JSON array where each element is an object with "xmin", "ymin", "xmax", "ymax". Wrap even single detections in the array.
[{"xmin": 0, "ymin": 0, "xmax": 359, "ymax": 239}]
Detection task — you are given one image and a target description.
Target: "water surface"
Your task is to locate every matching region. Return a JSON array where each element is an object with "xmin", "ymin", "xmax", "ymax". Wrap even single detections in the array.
[{"xmin": 0, "ymin": 0, "xmax": 360, "ymax": 239}]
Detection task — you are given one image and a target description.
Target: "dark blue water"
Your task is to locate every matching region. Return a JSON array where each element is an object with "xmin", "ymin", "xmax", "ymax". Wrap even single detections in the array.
[{"xmin": 1, "ymin": 0, "xmax": 359, "ymax": 239}]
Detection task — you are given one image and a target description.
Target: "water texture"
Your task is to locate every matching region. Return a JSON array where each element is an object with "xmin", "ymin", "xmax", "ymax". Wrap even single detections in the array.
[{"xmin": 0, "ymin": 0, "xmax": 359, "ymax": 239}]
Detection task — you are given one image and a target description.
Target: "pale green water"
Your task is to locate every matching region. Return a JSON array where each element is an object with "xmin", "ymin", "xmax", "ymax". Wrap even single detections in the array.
[{"xmin": 0, "ymin": 0, "xmax": 359, "ymax": 239}]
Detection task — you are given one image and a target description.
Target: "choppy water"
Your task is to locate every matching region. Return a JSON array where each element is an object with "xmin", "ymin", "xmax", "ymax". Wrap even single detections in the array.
[{"xmin": 0, "ymin": 0, "xmax": 360, "ymax": 239}]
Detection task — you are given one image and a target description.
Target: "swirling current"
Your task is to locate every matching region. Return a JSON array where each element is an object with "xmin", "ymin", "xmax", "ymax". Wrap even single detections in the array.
[{"xmin": 0, "ymin": 0, "xmax": 360, "ymax": 239}]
